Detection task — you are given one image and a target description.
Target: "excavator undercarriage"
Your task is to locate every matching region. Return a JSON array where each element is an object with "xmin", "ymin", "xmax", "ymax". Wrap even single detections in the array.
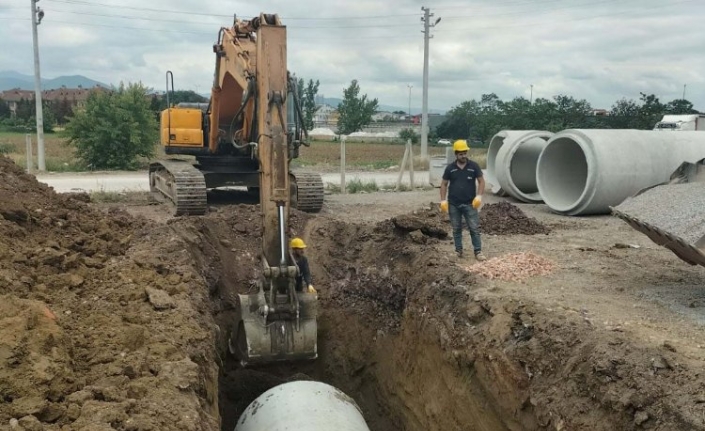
[{"xmin": 148, "ymin": 158, "xmax": 324, "ymax": 216}]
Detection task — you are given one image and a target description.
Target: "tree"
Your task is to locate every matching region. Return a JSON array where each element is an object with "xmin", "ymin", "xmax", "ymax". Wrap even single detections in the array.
[
  {"xmin": 53, "ymin": 98, "xmax": 73, "ymax": 125},
  {"xmin": 608, "ymin": 98, "xmax": 642, "ymax": 129},
  {"xmin": 65, "ymin": 82, "xmax": 158, "ymax": 170},
  {"xmin": 166, "ymin": 90, "xmax": 207, "ymax": 106},
  {"xmin": 665, "ymin": 98, "xmax": 698, "ymax": 115},
  {"xmin": 0, "ymin": 98, "xmax": 10, "ymax": 119},
  {"xmin": 336, "ymin": 79, "xmax": 378, "ymax": 135},
  {"xmin": 302, "ymin": 79, "xmax": 320, "ymax": 130},
  {"xmin": 399, "ymin": 128, "xmax": 419, "ymax": 144}
]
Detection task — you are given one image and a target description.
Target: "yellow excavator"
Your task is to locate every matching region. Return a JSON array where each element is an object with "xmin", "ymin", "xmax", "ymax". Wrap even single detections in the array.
[
  {"xmin": 152, "ymin": 13, "xmax": 318, "ymax": 365},
  {"xmin": 149, "ymin": 16, "xmax": 324, "ymax": 216}
]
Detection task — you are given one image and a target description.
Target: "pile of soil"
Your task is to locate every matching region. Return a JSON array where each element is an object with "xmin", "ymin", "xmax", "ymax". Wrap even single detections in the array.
[
  {"xmin": 0, "ymin": 156, "xmax": 221, "ymax": 431},
  {"xmin": 479, "ymin": 202, "xmax": 551, "ymax": 235}
]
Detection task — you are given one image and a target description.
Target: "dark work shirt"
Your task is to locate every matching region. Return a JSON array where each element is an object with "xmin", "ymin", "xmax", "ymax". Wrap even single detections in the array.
[
  {"xmin": 294, "ymin": 255, "xmax": 312, "ymax": 289},
  {"xmin": 442, "ymin": 160, "xmax": 483, "ymax": 206}
]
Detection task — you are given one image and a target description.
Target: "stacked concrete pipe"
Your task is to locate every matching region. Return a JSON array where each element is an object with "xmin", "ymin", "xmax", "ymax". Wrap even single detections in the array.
[
  {"xmin": 487, "ymin": 130, "xmax": 554, "ymax": 202},
  {"xmin": 535, "ymin": 129, "xmax": 705, "ymax": 215},
  {"xmin": 234, "ymin": 381, "xmax": 371, "ymax": 431}
]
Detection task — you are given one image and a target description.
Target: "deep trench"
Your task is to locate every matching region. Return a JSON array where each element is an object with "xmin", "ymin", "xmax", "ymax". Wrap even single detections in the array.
[{"xmin": 195, "ymin": 211, "xmax": 520, "ymax": 431}]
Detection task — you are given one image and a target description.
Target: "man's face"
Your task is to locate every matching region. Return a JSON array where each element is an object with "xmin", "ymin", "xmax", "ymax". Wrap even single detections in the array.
[
  {"xmin": 455, "ymin": 151, "xmax": 467, "ymax": 162},
  {"xmin": 293, "ymin": 248, "xmax": 304, "ymax": 257}
]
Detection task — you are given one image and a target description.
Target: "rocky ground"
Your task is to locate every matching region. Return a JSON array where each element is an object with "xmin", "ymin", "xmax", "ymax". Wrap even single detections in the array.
[{"xmin": 1, "ymin": 155, "xmax": 705, "ymax": 431}]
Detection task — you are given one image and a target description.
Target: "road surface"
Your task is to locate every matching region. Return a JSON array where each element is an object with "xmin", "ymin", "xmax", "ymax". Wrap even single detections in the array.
[{"xmin": 34, "ymin": 170, "xmax": 434, "ymax": 193}]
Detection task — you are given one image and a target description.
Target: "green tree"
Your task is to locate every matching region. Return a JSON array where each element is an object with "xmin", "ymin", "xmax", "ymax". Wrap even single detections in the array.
[
  {"xmin": 0, "ymin": 98, "xmax": 10, "ymax": 119},
  {"xmin": 65, "ymin": 82, "xmax": 158, "ymax": 170},
  {"xmin": 399, "ymin": 128, "xmax": 419, "ymax": 144},
  {"xmin": 53, "ymin": 98, "xmax": 73, "ymax": 125},
  {"xmin": 166, "ymin": 90, "xmax": 207, "ymax": 106},
  {"xmin": 15, "ymin": 98, "xmax": 33, "ymax": 121},
  {"xmin": 665, "ymin": 98, "xmax": 698, "ymax": 115},
  {"xmin": 637, "ymin": 93, "xmax": 665, "ymax": 129},
  {"xmin": 336, "ymin": 79, "xmax": 378, "ymax": 135},
  {"xmin": 608, "ymin": 98, "xmax": 642, "ymax": 128},
  {"xmin": 302, "ymin": 79, "xmax": 320, "ymax": 130}
]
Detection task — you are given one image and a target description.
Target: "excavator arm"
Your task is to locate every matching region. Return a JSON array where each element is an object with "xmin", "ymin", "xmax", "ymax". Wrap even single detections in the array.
[{"xmin": 227, "ymin": 14, "xmax": 318, "ymax": 366}]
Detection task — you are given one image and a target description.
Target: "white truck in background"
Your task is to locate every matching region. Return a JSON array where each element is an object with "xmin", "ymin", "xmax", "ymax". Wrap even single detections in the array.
[{"xmin": 653, "ymin": 114, "xmax": 705, "ymax": 131}]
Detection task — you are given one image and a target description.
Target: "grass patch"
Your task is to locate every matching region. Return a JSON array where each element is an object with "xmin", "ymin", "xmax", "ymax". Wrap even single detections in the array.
[
  {"xmin": 89, "ymin": 190, "xmax": 152, "ymax": 203},
  {"xmin": 325, "ymin": 178, "xmax": 380, "ymax": 194}
]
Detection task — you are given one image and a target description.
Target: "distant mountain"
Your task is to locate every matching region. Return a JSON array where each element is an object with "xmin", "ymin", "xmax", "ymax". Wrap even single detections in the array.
[
  {"xmin": 0, "ymin": 71, "xmax": 109, "ymax": 91},
  {"xmin": 315, "ymin": 95, "xmax": 445, "ymax": 115}
]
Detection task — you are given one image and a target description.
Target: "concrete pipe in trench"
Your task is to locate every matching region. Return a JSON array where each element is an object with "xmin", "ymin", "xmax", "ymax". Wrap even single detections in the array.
[
  {"xmin": 487, "ymin": 130, "xmax": 554, "ymax": 201},
  {"xmin": 234, "ymin": 381, "xmax": 371, "ymax": 431},
  {"xmin": 535, "ymin": 129, "xmax": 705, "ymax": 215}
]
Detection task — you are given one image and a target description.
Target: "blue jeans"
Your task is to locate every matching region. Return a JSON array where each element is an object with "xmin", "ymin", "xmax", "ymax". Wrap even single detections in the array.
[{"xmin": 449, "ymin": 203, "xmax": 481, "ymax": 254}]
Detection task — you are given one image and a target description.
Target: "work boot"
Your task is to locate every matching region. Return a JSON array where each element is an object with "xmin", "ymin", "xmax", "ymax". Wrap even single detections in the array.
[
  {"xmin": 456, "ymin": 250, "xmax": 463, "ymax": 258},
  {"xmin": 475, "ymin": 251, "xmax": 487, "ymax": 262}
]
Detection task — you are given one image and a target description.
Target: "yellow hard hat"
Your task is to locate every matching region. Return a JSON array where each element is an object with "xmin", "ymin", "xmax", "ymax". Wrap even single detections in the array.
[
  {"xmin": 453, "ymin": 139, "xmax": 469, "ymax": 152},
  {"xmin": 290, "ymin": 237, "xmax": 306, "ymax": 249}
]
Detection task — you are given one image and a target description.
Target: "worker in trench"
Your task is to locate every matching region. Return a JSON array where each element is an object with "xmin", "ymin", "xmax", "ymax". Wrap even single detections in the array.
[
  {"xmin": 290, "ymin": 237, "xmax": 317, "ymax": 293},
  {"xmin": 439, "ymin": 139, "xmax": 487, "ymax": 261}
]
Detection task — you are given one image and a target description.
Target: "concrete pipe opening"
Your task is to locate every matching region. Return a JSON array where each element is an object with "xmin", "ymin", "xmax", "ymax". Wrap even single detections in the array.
[
  {"xmin": 506, "ymin": 136, "xmax": 549, "ymax": 202},
  {"xmin": 536, "ymin": 136, "xmax": 588, "ymax": 213},
  {"xmin": 487, "ymin": 133, "xmax": 508, "ymax": 195}
]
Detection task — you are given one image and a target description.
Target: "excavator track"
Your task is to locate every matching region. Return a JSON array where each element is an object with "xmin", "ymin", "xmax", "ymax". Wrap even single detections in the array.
[
  {"xmin": 292, "ymin": 171, "xmax": 324, "ymax": 213},
  {"xmin": 149, "ymin": 159, "xmax": 207, "ymax": 216}
]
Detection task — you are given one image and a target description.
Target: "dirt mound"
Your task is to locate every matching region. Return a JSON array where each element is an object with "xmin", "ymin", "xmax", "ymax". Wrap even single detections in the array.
[
  {"xmin": 0, "ymin": 156, "xmax": 221, "ymax": 431},
  {"xmin": 480, "ymin": 201, "xmax": 551, "ymax": 235}
]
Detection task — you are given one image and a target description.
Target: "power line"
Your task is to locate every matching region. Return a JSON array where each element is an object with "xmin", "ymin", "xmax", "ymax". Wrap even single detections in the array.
[
  {"xmin": 434, "ymin": 0, "xmax": 700, "ymax": 33},
  {"xmin": 0, "ymin": 15, "xmax": 422, "ymax": 41},
  {"xmin": 42, "ymin": 8, "xmax": 422, "ymax": 29},
  {"xmin": 42, "ymin": 0, "xmax": 421, "ymax": 20}
]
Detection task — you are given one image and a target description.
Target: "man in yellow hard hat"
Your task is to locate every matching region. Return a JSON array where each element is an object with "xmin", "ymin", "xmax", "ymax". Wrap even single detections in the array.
[
  {"xmin": 439, "ymin": 139, "xmax": 486, "ymax": 261},
  {"xmin": 290, "ymin": 237, "xmax": 316, "ymax": 293}
]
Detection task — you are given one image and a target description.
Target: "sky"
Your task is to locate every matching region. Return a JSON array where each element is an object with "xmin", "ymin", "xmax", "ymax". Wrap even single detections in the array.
[{"xmin": 1, "ymin": 0, "xmax": 704, "ymax": 113}]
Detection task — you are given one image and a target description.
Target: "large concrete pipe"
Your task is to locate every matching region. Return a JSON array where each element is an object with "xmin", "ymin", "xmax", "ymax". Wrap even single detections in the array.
[
  {"xmin": 487, "ymin": 130, "xmax": 553, "ymax": 201},
  {"xmin": 535, "ymin": 129, "xmax": 705, "ymax": 215},
  {"xmin": 234, "ymin": 381, "xmax": 371, "ymax": 431}
]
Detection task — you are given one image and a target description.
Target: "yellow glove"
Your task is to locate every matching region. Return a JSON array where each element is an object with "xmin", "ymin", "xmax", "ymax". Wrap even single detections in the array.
[
  {"xmin": 472, "ymin": 196, "xmax": 482, "ymax": 209},
  {"xmin": 440, "ymin": 200, "xmax": 448, "ymax": 213},
  {"xmin": 307, "ymin": 285, "xmax": 316, "ymax": 293}
]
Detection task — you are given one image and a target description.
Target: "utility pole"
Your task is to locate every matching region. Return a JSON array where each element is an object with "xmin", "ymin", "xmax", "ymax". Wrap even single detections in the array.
[
  {"xmin": 31, "ymin": 0, "xmax": 46, "ymax": 171},
  {"xmin": 420, "ymin": 7, "xmax": 440, "ymax": 160},
  {"xmin": 530, "ymin": 84, "xmax": 534, "ymax": 104},
  {"xmin": 407, "ymin": 84, "xmax": 412, "ymax": 128},
  {"xmin": 683, "ymin": 84, "xmax": 687, "ymax": 100}
]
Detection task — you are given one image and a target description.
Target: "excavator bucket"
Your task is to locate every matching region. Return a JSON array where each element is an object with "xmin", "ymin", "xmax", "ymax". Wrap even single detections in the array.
[
  {"xmin": 611, "ymin": 159, "xmax": 705, "ymax": 267},
  {"xmin": 229, "ymin": 290, "xmax": 318, "ymax": 366}
]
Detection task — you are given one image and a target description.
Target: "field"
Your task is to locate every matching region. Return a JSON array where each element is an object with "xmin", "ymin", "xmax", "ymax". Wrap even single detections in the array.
[{"xmin": 0, "ymin": 131, "xmax": 487, "ymax": 173}]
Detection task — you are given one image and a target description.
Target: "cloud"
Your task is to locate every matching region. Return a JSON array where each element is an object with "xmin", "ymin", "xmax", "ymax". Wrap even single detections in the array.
[{"xmin": 1, "ymin": 0, "xmax": 704, "ymax": 112}]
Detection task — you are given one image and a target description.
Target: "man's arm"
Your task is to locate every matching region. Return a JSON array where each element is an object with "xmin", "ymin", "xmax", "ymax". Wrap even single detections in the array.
[
  {"xmin": 300, "ymin": 256, "xmax": 312, "ymax": 286},
  {"xmin": 440, "ymin": 179, "xmax": 448, "ymax": 201},
  {"xmin": 477, "ymin": 175, "xmax": 485, "ymax": 196}
]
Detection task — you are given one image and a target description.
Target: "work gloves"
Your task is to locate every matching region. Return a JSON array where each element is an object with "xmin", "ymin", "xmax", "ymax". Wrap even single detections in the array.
[
  {"xmin": 440, "ymin": 200, "xmax": 448, "ymax": 213},
  {"xmin": 307, "ymin": 285, "xmax": 316, "ymax": 294},
  {"xmin": 472, "ymin": 196, "xmax": 482, "ymax": 209}
]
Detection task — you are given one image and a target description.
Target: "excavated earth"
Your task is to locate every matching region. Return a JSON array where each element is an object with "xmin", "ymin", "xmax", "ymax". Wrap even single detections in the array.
[{"xmin": 2, "ymin": 155, "xmax": 705, "ymax": 431}]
